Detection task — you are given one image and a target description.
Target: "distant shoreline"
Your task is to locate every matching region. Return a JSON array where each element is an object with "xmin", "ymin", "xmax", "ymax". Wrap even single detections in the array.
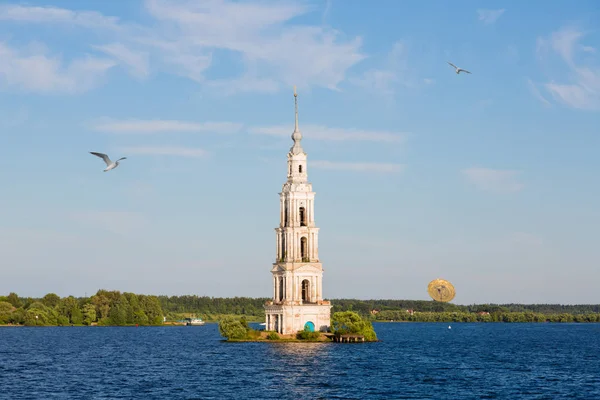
[
  {"xmin": 2, "ymin": 320, "xmax": 600, "ymax": 328},
  {"xmin": 2, "ymin": 291, "xmax": 599, "ymax": 327}
]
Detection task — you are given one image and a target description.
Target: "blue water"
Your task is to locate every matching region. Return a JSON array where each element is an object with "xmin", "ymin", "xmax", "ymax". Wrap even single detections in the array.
[{"xmin": 1, "ymin": 323, "xmax": 599, "ymax": 399}]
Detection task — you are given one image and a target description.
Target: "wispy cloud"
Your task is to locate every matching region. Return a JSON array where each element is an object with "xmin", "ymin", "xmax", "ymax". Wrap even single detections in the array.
[
  {"xmin": 205, "ymin": 75, "xmax": 279, "ymax": 96},
  {"xmin": 322, "ymin": 0, "xmax": 333, "ymax": 24},
  {"xmin": 0, "ymin": 1, "xmax": 366, "ymax": 94},
  {"xmin": 477, "ymin": 9, "xmax": 506, "ymax": 25},
  {"xmin": 117, "ymin": 146, "xmax": 208, "ymax": 157},
  {"xmin": 93, "ymin": 43, "xmax": 150, "ymax": 79},
  {"xmin": 249, "ymin": 124, "xmax": 407, "ymax": 143},
  {"xmin": 350, "ymin": 40, "xmax": 421, "ymax": 96},
  {"xmin": 536, "ymin": 26, "xmax": 600, "ymax": 111},
  {"xmin": 93, "ymin": 119, "xmax": 243, "ymax": 134},
  {"xmin": 462, "ymin": 167, "xmax": 524, "ymax": 193},
  {"xmin": 0, "ymin": 41, "xmax": 116, "ymax": 94},
  {"xmin": 581, "ymin": 45, "xmax": 596, "ymax": 54},
  {"xmin": 312, "ymin": 160, "xmax": 404, "ymax": 173},
  {"xmin": 0, "ymin": 3, "xmax": 123, "ymax": 30},
  {"xmin": 526, "ymin": 78, "xmax": 552, "ymax": 107}
]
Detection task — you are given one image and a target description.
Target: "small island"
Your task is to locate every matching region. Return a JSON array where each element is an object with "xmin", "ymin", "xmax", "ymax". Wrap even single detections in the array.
[{"xmin": 218, "ymin": 311, "xmax": 378, "ymax": 343}]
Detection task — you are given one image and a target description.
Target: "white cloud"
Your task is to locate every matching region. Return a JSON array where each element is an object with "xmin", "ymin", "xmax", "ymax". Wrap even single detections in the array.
[
  {"xmin": 0, "ymin": 4, "xmax": 122, "ymax": 30},
  {"xmin": 462, "ymin": 167, "xmax": 524, "ymax": 193},
  {"xmin": 311, "ymin": 160, "xmax": 404, "ymax": 173},
  {"xmin": 0, "ymin": 1, "xmax": 367, "ymax": 94},
  {"xmin": 93, "ymin": 43, "xmax": 150, "ymax": 78},
  {"xmin": 477, "ymin": 9, "xmax": 506, "ymax": 24},
  {"xmin": 536, "ymin": 26, "xmax": 600, "ymax": 110},
  {"xmin": 117, "ymin": 146, "xmax": 208, "ymax": 157},
  {"xmin": 249, "ymin": 124, "xmax": 407, "ymax": 143},
  {"xmin": 93, "ymin": 119, "xmax": 243, "ymax": 134},
  {"xmin": 143, "ymin": 0, "xmax": 366, "ymax": 91},
  {"xmin": 0, "ymin": 41, "xmax": 116, "ymax": 94},
  {"xmin": 423, "ymin": 78, "xmax": 435, "ymax": 85}
]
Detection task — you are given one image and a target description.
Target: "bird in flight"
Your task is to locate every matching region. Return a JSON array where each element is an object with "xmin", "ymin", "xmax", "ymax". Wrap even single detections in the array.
[
  {"xmin": 90, "ymin": 152, "xmax": 127, "ymax": 172},
  {"xmin": 447, "ymin": 62, "xmax": 471, "ymax": 75}
]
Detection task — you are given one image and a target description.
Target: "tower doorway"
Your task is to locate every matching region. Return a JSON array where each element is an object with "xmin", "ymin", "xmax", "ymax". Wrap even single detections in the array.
[{"xmin": 304, "ymin": 321, "xmax": 315, "ymax": 332}]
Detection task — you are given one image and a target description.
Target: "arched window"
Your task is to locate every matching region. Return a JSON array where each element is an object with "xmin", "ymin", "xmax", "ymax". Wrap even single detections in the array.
[
  {"xmin": 299, "ymin": 165, "xmax": 303, "ymax": 173},
  {"xmin": 302, "ymin": 279, "xmax": 310, "ymax": 302},
  {"xmin": 281, "ymin": 235, "xmax": 286, "ymax": 261},
  {"xmin": 300, "ymin": 237, "xmax": 308, "ymax": 261},
  {"xmin": 284, "ymin": 201, "xmax": 289, "ymax": 227},
  {"xmin": 279, "ymin": 277, "xmax": 284, "ymax": 302},
  {"xmin": 299, "ymin": 207, "xmax": 306, "ymax": 227}
]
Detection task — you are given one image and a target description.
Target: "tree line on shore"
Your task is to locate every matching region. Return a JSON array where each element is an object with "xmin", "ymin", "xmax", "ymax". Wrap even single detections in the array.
[
  {"xmin": 157, "ymin": 295, "xmax": 600, "ymax": 315},
  {"xmin": 157, "ymin": 295, "xmax": 600, "ymax": 322},
  {"xmin": 0, "ymin": 290, "xmax": 164, "ymax": 326},
  {"xmin": 2, "ymin": 292, "xmax": 600, "ymax": 326}
]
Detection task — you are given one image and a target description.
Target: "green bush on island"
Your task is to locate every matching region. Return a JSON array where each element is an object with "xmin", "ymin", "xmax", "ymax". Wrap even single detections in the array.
[
  {"xmin": 266, "ymin": 332, "xmax": 279, "ymax": 340},
  {"xmin": 295, "ymin": 326, "xmax": 321, "ymax": 341},
  {"xmin": 219, "ymin": 317, "xmax": 250, "ymax": 340},
  {"xmin": 331, "ymin": 311, "xmax": 378, "ymax": 341}
]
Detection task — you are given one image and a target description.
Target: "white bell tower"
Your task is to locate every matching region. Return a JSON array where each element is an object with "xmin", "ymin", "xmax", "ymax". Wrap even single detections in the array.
[{"xmin": 264, "ymin": 87, "xmax": 332, "ymax": 335}]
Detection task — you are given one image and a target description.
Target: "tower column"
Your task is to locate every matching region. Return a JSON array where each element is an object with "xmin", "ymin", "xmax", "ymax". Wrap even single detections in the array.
[
  {"xmin": 276, "ymin": 232, "xmax": 280, "ymax": 260},
  {"xmin": 280, "ymin": 198, "xmax": 284, "ymax": 227}
]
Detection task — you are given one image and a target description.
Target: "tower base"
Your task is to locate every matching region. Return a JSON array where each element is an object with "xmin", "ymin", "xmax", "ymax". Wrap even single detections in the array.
[{"xmin": 264, "ymin": 302, "xmax": 332, "ymax": 335}]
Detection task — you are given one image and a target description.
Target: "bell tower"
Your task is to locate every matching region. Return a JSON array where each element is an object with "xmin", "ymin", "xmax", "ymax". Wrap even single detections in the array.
[{"xmin": 264, "ymin": 87, "xmax": 332, "ymax": 335}]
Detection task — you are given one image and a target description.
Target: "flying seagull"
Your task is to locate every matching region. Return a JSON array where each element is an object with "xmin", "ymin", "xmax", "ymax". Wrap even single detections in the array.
[
  {"xmin": 90, "ymin": 151, "xmax": 127, "ymax": 172},
  {"xmin": 447, "ymin": 62, "xmax": 471, "ymax": 75}
]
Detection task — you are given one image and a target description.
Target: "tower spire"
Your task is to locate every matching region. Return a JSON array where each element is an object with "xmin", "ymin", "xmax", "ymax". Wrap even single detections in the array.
[
  {"xmin": 290, "ymin": 85, "xmax": 303, "ymax": 155},
  {"xmin": 294, "ymin": 85, "xmax": 299, "ymax": 132}
]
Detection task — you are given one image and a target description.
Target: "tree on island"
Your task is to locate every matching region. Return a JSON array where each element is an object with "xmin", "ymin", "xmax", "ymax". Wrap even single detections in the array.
[
  {"xmin": 218, "ymin": 316, "xmax": 251, "ymax": 340},
  {"xmin": 331, "ymin": 311, "xmax": 378, "ymax": 341}
]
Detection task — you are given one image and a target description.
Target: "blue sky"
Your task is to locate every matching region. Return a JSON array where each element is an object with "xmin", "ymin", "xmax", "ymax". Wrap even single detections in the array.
[{"xmin": 0, "ymin": 0, "xmax": 599, "ymax": 304}]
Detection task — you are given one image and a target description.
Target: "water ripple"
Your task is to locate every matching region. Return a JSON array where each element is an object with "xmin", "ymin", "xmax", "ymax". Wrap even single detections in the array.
[{"xmin": 0, "ymin": 323, "xmax": 599, "ymax": 399}]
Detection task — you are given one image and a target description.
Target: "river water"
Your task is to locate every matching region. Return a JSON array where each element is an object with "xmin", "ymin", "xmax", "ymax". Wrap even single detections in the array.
[{"xmin": 1, "ymin": 322, "xmax": 599, "ymax": 399}]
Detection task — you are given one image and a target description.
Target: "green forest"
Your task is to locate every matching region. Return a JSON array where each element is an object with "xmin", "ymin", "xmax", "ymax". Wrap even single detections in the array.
[
  {"xmin": 0, "ymin": 290, "xmax": 164, "ymax": 326},
  {"xmin": 2, "ymin": 291, "xmax": 600, "ymax": 326}
]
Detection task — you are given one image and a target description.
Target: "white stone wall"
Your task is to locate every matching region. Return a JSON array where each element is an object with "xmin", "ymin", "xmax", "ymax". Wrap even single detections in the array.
[{"xmin": 265, "ymin": 303, "xmax": 332, "ymax": 334}]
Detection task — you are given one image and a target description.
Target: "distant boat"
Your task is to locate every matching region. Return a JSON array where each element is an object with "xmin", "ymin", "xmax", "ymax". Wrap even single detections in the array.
[{"xmin": 185, "ymin": 318, "xmax": 205, "ymax": 326}]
